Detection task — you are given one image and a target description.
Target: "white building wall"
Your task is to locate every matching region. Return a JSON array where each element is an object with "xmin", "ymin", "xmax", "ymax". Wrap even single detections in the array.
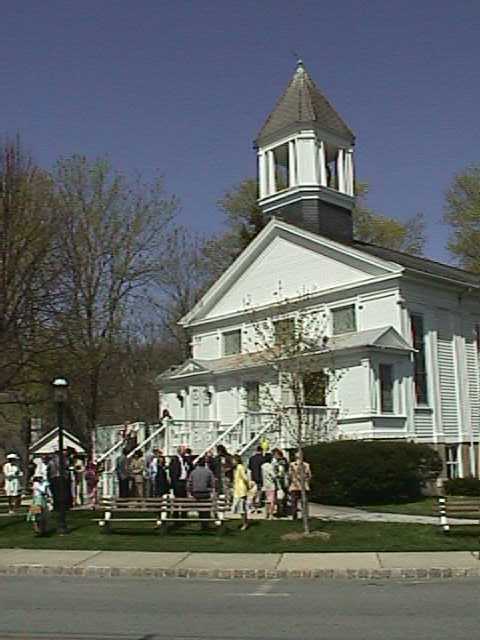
[
  {"xmin": 401, "ymin": 281, "xmax": 480, "ymax": 455},
  {"xmin": 192, "ymin": 332, "xmax": 220, "ymax": 359},
  {"xmin": 335, "ymin": 357, "xmax": 369, "ymax": 418},
  {"xmin": 358, "ymin": 290, "xmax": 401, "ymax": 332}
]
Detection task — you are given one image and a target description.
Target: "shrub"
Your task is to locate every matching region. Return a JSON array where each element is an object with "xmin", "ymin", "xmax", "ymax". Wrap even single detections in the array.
[
  {"xmin": 304, "ymin": 440, "xmax": 442, "ymax": 506},
  {"xmin": 443, "ymin": 477, "xmax": 480, "ymax": 496}
]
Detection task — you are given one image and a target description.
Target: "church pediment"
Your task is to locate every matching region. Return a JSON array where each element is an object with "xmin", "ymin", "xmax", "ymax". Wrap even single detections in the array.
[{"xmin": 182, "ymin": 219, "xmax": 403, "ymax": 326}]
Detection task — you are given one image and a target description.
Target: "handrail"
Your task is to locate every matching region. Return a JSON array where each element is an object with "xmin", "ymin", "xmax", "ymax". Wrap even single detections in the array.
[
  {"xmin": 96, "ymin": 437, "xmax": 124, "ymax": 464},
  {"xmin": 127, "ymin": 423, "xmax": 165, "ymax": 459},
  {"xmin": 96, "ymin": 421, "xmax": 144, "ymax": 464},
  {"xmin": 238, "ymin": 416, "xmax": 279, "ymax": 457},
  {"xmin": 167, "ymin": 419, "xmax": 220, "ymax": 425},
  {"xmin": 192, "ymin": 415, "xmax": 245, "ymax": 465}
]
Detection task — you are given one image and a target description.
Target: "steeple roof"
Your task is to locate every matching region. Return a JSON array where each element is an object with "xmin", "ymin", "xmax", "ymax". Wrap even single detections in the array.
[{"xmin": 255, "ymin": 61, "xmax": 355, "ymax": 146}]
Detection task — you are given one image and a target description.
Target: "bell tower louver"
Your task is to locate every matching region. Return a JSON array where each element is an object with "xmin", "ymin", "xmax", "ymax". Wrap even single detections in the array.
[{"xmin": 255, "ymin": 61, "xmax": 355, "ymax": 242}]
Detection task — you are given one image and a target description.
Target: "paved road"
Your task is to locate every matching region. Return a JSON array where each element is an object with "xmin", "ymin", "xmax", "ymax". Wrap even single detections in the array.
[{"xmin": 1, "ymin": 575, "xmax": 479, "ymax": 639}]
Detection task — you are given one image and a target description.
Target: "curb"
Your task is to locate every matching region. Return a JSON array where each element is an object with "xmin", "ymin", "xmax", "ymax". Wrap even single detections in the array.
[{"xmin": 1, "ymin": 564, "xmax": 480, "ymax": 580}]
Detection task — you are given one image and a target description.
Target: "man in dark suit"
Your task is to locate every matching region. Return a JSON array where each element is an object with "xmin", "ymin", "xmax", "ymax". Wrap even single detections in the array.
[
  {"xmin": 116, "ymin": 448, "xmax": 130, "ymax": 498},
  {"xmin": 169, "ymin": 446, "xmax": 189, "ymax": 519},
  {"xmin": 248, "ymin": 446, "xmax": 264, "ymax": 512}
]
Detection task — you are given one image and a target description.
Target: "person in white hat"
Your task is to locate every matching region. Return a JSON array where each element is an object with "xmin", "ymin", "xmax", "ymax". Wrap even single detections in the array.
[{"xmin": 3, "ymin": 453, "xmax": 23, "ymax": 514}]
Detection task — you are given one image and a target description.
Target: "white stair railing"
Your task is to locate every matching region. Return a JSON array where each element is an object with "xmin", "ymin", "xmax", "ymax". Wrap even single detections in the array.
[
  {"xmin": 238, "ymin": 415, "xmax": 280, "ymax": 457},
  {"xmin": 96, "ymin": 438, "xmax": 124, "ymax": 465},
  {"xmin": 192, "ymin": 415, "xmax": 245, "ymax": 465},
  {"xmin": 127, "ymin": 423, "xmax": 165, "ymax": 459}
]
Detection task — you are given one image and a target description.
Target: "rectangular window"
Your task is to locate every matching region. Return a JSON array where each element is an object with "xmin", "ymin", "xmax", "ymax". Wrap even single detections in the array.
[
  {"xmin": 274, "ymin": 318, "xmax": 295, "ymax": 346},
  {"xmin": 446, "ymin": 445, "xmax": 459, "ymax": 479},
  {"xmin": 303, "ymin": 371, "xmax": 327, "ymax": 406},
  {"xmin": 411, "ymin": 314, "xmax": 428, "ymax": 404},
  {"xmin": 379, "ymin": 364, "xmax": 394, "ymax": 413},
  {"xmin": 245, "ymin": 381, "xmax": 260, "ymax": 411},
  {"xmin": 223, "ymin": 329, "xmax": 241, "ymax": 356},
  {"xmin": 332, "ymin": 305, "xmax": 356, "ymax": 335},
  {"xmin": 273, "ymin": 143, "xmax": 289, "ymax": 192}
]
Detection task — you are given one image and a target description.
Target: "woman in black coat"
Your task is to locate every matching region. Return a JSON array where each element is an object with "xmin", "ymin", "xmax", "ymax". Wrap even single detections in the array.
[{"xmin": 155, "ymin": 455, "xmax": 170, "ymax": 497}]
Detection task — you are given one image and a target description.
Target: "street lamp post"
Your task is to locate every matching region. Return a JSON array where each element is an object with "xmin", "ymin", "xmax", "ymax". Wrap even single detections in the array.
[{"xmin": 52, "ymin": 377, "xmax": 69, "ymax": 535}]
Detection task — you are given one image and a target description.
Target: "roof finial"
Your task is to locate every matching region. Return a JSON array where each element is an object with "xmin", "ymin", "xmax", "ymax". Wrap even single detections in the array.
[{"xmin": 291, "ymin": 50, "xmax": 303, "ymax": 70}]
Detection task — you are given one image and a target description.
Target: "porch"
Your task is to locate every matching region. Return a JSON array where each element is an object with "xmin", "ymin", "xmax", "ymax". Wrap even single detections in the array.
[{"xmin": 94, "ymin": 406, "xmax": 338, "ymax": 497}]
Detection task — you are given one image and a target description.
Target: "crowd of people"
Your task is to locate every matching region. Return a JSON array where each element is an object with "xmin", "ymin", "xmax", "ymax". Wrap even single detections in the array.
[
  {"xmin": 2, "ymin": 431, "xmax": 313, "ymax": 533},
  {"xmin": 114, "ymin": 443, "xmax": 312, "ymax": 529},
  {"xmin": 1, "ymin": 449, "xmax": 99, "ymax": 515}
]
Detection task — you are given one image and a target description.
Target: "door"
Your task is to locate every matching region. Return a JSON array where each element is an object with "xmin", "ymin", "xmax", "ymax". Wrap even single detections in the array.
[{"xmin": 190, "ymin": 386, "xmax": 210, "ymax": 422}]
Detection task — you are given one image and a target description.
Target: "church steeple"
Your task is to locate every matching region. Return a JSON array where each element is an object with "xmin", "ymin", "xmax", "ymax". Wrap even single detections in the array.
[{"xmin": 255, "ymin": 62, "xmax": 356, "ymax": 242}]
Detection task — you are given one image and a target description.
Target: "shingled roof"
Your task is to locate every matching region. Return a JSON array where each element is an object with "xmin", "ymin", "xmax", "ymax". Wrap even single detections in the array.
[
  {"xmin": 255, "ymin": 61, "xmax": 355, "ymax": 146},
  {"xmin": 353, "ymin": 240, "xmax": 480, "ymax": 288}
]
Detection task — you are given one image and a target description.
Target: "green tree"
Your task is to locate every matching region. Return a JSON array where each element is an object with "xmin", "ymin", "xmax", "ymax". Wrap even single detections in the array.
[
  {"xmin": 353, "ymin": 183, "xmax": 425, "ymax": 255},
  {"xmin": 203, "ymin": 179, "xmax": 425, "ymax": 281},
  {"xmin": 444, "ymin": 164, "xmax": 480, "ymax": 272}
]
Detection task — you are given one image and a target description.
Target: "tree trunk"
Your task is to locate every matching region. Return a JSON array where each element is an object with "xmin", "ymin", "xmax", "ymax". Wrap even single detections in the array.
[{"xmin": 296, "ymin": 408, "xmax": 310, "ymax": 535}]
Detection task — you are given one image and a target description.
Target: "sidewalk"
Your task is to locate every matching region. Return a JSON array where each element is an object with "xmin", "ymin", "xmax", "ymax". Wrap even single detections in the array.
[{"xmin": 0, "ymin": 548, "xmax": 478, "ymax": 580}]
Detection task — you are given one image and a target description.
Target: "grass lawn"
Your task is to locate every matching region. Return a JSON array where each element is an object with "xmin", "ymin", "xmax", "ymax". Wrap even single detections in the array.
[
  {"xmin": 0, "ymin": 510, "xmax": 478, "ymax": 553},
  {"xmin": 360, "ymin": 497, "xmax": 437, "ymax": 517}
]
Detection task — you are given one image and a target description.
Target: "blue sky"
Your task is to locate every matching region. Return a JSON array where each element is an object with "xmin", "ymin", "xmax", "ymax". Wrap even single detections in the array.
[{"xmin": 1, "ymin": 1, "xmax": 479, "ymax": 263}]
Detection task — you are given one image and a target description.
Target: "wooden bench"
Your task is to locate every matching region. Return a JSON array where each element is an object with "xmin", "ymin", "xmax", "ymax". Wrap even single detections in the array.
[
  {"xmin": 158, "ymin": 495, "xmax": 227, "ymax": 533},
  {"xmin": 97, "ymin": 497, "xmax": 166, "ymax": 531},
  {"xmin": 436, "ymin": 496, "xmax": 480, "ymax": 533},
  {"xmin": 97, "ymin": 494, "xmax": 227, "ymax": 533}
]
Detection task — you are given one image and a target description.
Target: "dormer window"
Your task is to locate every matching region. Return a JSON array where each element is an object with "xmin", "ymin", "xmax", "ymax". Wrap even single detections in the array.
[
  {"xmin": 332, "ymin": 305, "xmax": 357, "ymax": 335},
  {"xmin": 223, "ymin": 329, "xmax": 241, "ymax": 356}
]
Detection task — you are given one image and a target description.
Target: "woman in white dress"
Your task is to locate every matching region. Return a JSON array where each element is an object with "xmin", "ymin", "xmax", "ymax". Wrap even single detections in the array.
[{"xmin": 3, "ymin": 453, "xmax": 23, "ymax": 514}]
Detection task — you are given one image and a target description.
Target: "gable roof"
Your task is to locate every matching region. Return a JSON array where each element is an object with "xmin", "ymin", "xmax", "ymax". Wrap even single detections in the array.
[
  {"xmin": 327, "ymin": 326, "xmax": 412, "ymax": 352},
  {"xmin": 353, "ymin": 241, "xmax": 480, "ymax": 289},
  {"xmin": 180, "ymin": 217, "xmax": 403, "ymax": 327},
  {"xmin": 29, "ymin": 427, "xmax": 85, "ymax": 454},
  {"xmin": 156, "ymin": 359, "xmax": 210, "ymax": 382},
  {"xmin": 255, "ymin": 61, "xmax": 355, "ymax": 146}
]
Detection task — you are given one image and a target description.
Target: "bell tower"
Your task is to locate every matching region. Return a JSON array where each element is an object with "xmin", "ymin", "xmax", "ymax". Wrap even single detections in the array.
[{"xmin": 255, "ymin": 61, "xmax": 355, "ymax": 242}]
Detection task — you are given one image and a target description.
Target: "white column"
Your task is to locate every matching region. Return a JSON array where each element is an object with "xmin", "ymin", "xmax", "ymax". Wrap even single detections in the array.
[
  {"xmin": 288, "ymin": 140, "xmax": 296, "ymax": 187},
  {"xmin": 258, "ymin": 151, "xmax": 267, "ymax": 199},
  {"xmin": 337, "ymin": 148, "xmax": 345, "ymax": 193},
  {"xmin": 345, "ymin": 150, "xmax": 354, "ymax": 196},
  {"xmin": 267, "ymin": 150, "xmax": 276, "ymax": 195},
  {"xmin": 318, "ymin": 140, "xmax": 327, "ymax": 187}
]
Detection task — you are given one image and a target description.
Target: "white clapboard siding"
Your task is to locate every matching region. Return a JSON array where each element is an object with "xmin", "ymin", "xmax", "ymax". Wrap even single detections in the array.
[
  {"xmin": 414, "ymin": 411, "xmax": 434, "ymax": 439},
  {"xmin": 437, "ymin": 316, "xmax": 459, "ymax": 439},
  {"xmin": 465, "ymin": 334, "xmax": 480, "ymax": 438}
]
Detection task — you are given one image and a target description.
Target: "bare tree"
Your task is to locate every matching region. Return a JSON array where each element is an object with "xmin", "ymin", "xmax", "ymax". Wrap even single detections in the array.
[
  {"xmin": 0, "ymin": 138, "xmax": 59, "ymax": 397},
  {"xmin": 51, "ymin": 155, "xmax": 178, "ymax": 438},
  {"xmin": 155, "ymin": 226, "xmax": 211, "ymax": 359},
  {"xmin": 245, "ymin": 300, "xmax": 340, "ymax": 535}
]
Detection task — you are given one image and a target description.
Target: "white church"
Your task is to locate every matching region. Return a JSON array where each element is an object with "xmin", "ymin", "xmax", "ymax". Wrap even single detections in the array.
[{"xmin": 156, "ymin": 62, "xmax": 480, "ymax": 480}]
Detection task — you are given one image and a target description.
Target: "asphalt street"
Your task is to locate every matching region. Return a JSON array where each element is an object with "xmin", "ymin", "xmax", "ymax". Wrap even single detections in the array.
[{"xmin": 0, "ymin": 576, "xmax": 479, "ymax": 640}]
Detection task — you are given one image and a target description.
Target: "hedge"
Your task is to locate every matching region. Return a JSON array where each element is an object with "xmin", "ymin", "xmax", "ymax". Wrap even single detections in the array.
[
  {"xmin": 304, "ymin": 440, "xmax": 442, "ymax": 506},
  {"xmin": 443, "ymin": 477, "xmax": 480, "ymax": 496}
]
